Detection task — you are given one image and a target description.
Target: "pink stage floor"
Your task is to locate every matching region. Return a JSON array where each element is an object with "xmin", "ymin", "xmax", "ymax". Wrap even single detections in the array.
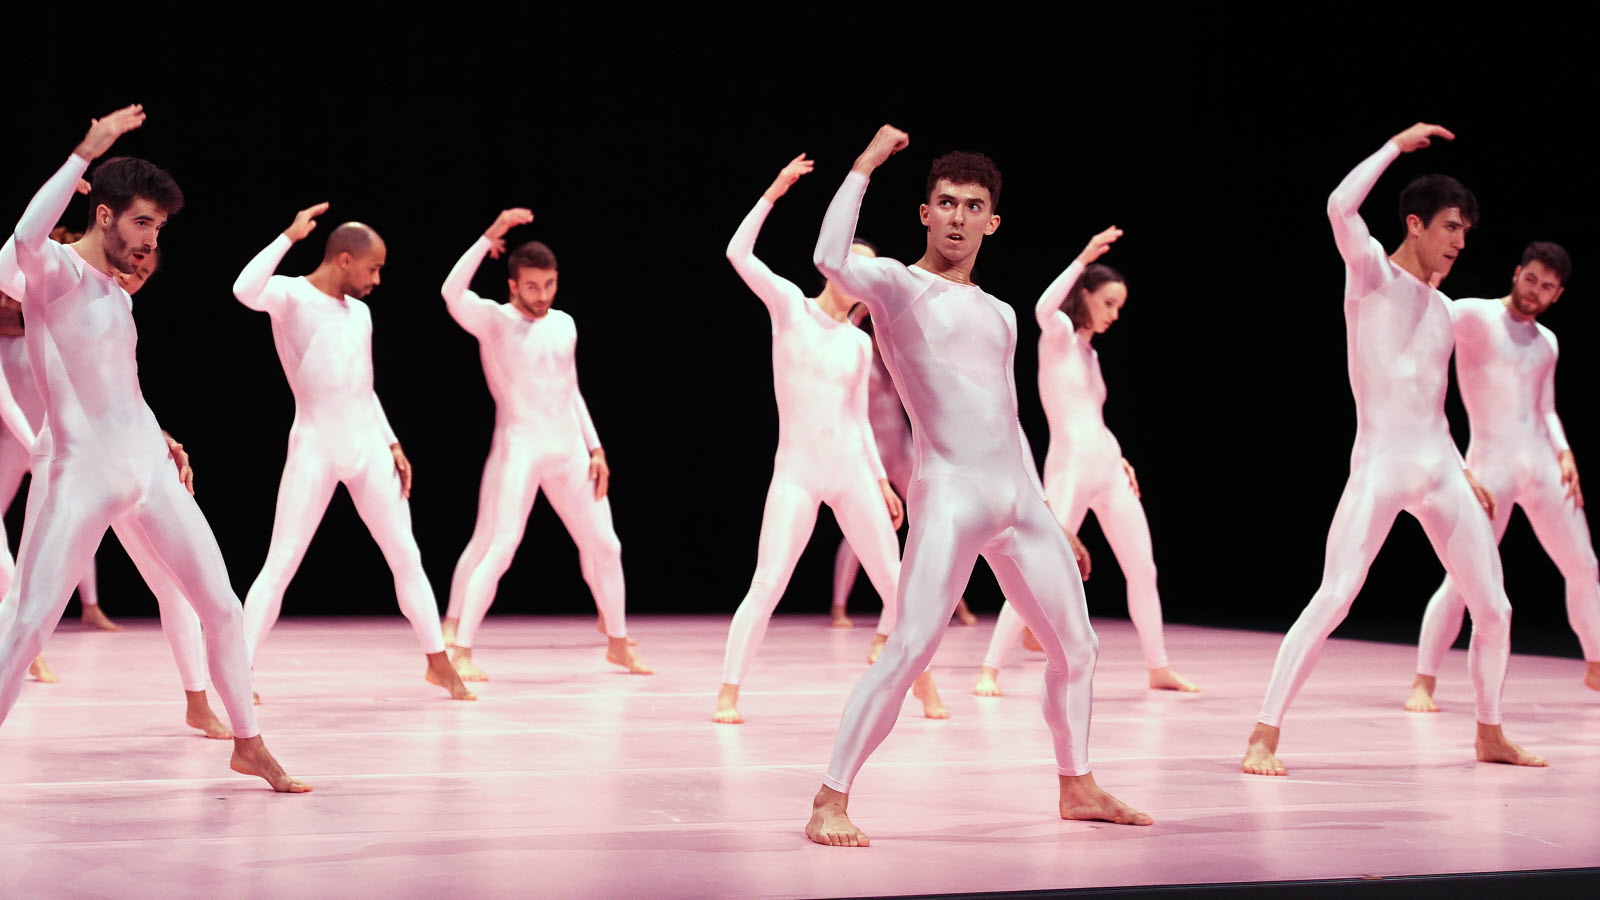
[{"xmin": 2, "ymin": 614, "xmax": 1597, "ymax": 898}]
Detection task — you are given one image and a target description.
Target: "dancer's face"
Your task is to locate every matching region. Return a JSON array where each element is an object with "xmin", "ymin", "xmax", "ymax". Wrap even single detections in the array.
[
  {"xmin": 337, "ymin": 242, "xmax": 386, "ymax": 299},
  {"xmin": 99, "ymin": 197, "xmax": 165, "ymax": 275},
  {"xmin": 117, "ymin": 251, "xmax": 158, "ymax": 295},
  {"xmin": 920, "ymin": 179, "xmax": 999, "ymax": 264},
  {"xmin": 509, "ymin": 265, "xmax": 558, "ymax": 319},
  {"xmin": 1079, "ymin": 280, "xmax": 1127, "ymax": 334},
  {"xmin": 1507, "ymin": 260, "xmax": 1564, "ymax": 320},
  {"xmin": 1407, "ymin": 206, "xmax": 1470, "ymax": 281}
]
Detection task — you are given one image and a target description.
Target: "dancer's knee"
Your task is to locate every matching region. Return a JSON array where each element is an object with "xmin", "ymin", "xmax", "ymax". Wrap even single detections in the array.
[{"xmin": 1469, "ymin": 597, "xmax": 1513, "ymax": 641}]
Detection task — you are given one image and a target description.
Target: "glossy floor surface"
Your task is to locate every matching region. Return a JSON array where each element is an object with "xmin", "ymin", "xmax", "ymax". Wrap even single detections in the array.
[{"xmin": 2, "ymin": 614, "xmax": 1597, "ymax": 898}]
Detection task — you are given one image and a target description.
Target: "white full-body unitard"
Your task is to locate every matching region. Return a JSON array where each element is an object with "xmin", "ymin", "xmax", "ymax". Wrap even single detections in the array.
[
  {"xmin": 234, "ymin": 235, "xmax": 446, "ymax": 658},
  {"xmin": 719, "ymin": 196, "xmax": 903, "ymax": 687},
  {"xmin": 816, "ymin": 171, "xmax": 1100, "ymax": 792},
  {"xmin": 1257, "ymin": 141, "xmax": 1512, "ymax": 728},
  {"xmin": 830, "ymin": 347, "xmax": 912, "ymax": 616},
  {"xmin": 440, "ymin": 236, "xmax": 628, "ymax": 648},
  {"xmin": 1416, "ymin": 297, "xmax": 1599, "ymax": 672},
  {"xmin": 0, "ymin": 155, "xmax": 256, "ymax": 734},
  {"xmin": 981, "ymin": 262, "xmax": 1169, "ymax": 672}
]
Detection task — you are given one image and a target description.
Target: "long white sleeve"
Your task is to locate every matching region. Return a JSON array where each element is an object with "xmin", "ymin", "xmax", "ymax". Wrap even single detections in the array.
[
  {"xmin": 441, "ymin": 236, "xmax": 500, "ymax": 335},
  {"xmin": 374, "ymin": 394, "xmax": 399, "ymax": 447},
  {"xmin": 1036, "ymin": 259, "xmax": 1085, "ymax": 334},
  {"xmin": 12, "ymin": 155, "xmax": 89, "ymax": 304},
  {"xmin": 727, "ymin": 198, "xmax": 805, "ymax": 331},
  {"xmin": 1328, "ymin": 141, "xmax": 1400, "ymax": 297},
  {"xmin": 814, "ymin": 171, "xmax": 912, "ymax": 323},
  {"xmin": 852, "ymin": 355, "xmax": 887, "ymax": 481},
  {"xmin": 0, "ymin": 364, "xmax": 36, "ymax": 449},
  {"xmin": 233, "ymin": 234, "xmax": 293, "ymax": 312},
  {"xmin": 1540, "ymin": 333, "xmax": 1572, "ymax": 454}
]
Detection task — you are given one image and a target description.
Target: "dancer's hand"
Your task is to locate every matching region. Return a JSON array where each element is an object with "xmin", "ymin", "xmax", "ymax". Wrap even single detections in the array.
[
  {"xmin": 589, "ymin": 448, "xmax": 610, "ymax": 500},
  {"xmin": 1392, "ymin": 123, "xmax": 1455, "ymax": 154},
  {"xmin": 75, "ymin": 179, "xmax": 91, "ymax": 195},
  {"xmin": 879, "ymin": 478, "xmax": 904, "ymax": 530},
  {"xmin": 391, "ymin": 443, "xmax": 413, "ymax": 499},
  {"xmin": 162, "ymin": 430, "xmax": 194, "ymax": 495},
  {"xmin": 1065, "ymin": 529, "xmax": 1092, "ymax": 581},
  {"xmin": 74, "ymin": 104, "xmax": 145, "ymax": 161},
  {"xmin": 284, "ymin": 202, "xmax": 330, "ymax": 243},
  {"xmin": 853, "ymin": 125, "xmax": 909, "ymax": 176},
  {"xmin": 763, "ymin": 153, "xmax": 814, "ymax": 203},
  {"xmin": 1560, "ymin": 450, "xmax": 1583, "ymax": 508},
  {"xmin": 1121, "ymin": 458, "xmax": 1141, "ymax": 499},
  {"xmin": 1464, "ymin": 468, "xmax": 1496, "ymax": 519},
  {"xmin": 485, "ymin": 208, "xmax": 534, "ymax": 259},
  {"xmin": 1076, "ymin": 226, "xmax": 1123, "ymax": 266}
]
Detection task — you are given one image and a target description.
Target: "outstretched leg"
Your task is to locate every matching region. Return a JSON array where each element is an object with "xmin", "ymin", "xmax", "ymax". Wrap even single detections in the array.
[
  {"xmin": 241, "ymin": 438, "xmax": 339, "ymax": 661},
  {"xmin": 449, "ymin": 441, "xmax": 539, "ymax": 681},
  {"xmin": 544, "ymin": 457, "xmax": 651, "ymax": 674},
  {"xmin": 1519, "ymin": 474, "xmax": 1600, "ymax": 690},
  {"xmin": 1095, "ymin": 478, "xmax": 1197, "ymax": 692}
]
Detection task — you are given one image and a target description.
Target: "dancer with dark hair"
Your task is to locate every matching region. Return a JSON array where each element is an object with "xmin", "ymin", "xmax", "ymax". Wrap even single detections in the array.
[
  {"xmin": 438, "ymin": 208, "xmax": 650, "ymax": 680},
  {"xmin": 1242, "ymin": 123, "xmax": 1544, "ymax": 775},
  {"xmin": 806, "ymin": 126, "xmax": 1150, "ymax": 847},
  {"xmin": 715, "ymin": 153, "xmax": 948, "ymax": 726},
  {"xmin": 976, "ymin": 231, "xmax": 1199, "ymax": 697},
  {"xmin": 235, "ymin": 202, "xmax": 475, "ymax": 701},
  {"xmin": 0, "ymin": 105, "xmax": 305, "ymax": 789},
  {"xmin": 1406, "ymin": 241, "xmax": 1598, "ymax": 709}
]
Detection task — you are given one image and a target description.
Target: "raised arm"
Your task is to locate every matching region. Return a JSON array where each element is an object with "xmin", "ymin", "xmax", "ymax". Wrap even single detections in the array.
[
  {"xmin": 1330, "ymin": 124, "xmax": 1454, "ymax": 289},
  {"xmin": 727, "ymin": 155, "xmax": 815, "ymax": 329},
  {"xmin": 234, "ymin": 202, "xmax": 328, "ymax": 311},
  {"xmin": 1037, "ymin": 226, "xmax": 1123, "ymax": 332},
  {"xmin": 814, "ymin": 126, "xmax": 920, "ymax": 320},
  {"xmin": 443, "ymin": 208, "xmax": 531, "ymax": 333}
]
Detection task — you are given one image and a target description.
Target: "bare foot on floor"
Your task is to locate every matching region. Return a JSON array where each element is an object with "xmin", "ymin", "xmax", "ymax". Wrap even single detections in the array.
[
  {"xmin": 1476, "ymin": 723, "xmax": 1547, "ymax": 767},
  {"xmin": 1022, "ymin": 627, "xmax": 1043, "ymax": 653},
  {"xmin": 973, "ymin": 666, "xmax": 1003, "ymax": 697},
  {"xmin": 28, "ymin": 656, "xmax": 59, "ymax": 683},
  {"xmin": 831, "ymin": 609, "xmax": 854, "ymax": 629},
  {"xmin": 606, "ymin": 637, "xmax": 653, "ymax": 674},
  {"xmin": 1404, "ymin": 674, "xmax": 1439, "ymax": 712},
  {"xmin": 806, "ymin": 785, "xmax": 869, "ymax": 847},
  {"xmin": 1585, "ymin": 661, "xmax": 1600, "ymax": 693},
  {"xmin": 449, "ymin": 646, "xmax": 489, "ymax": 682},
  {"xmin": 81, "ymin": 606, "xmax": 123, "ymax": 631},
  {"xmin": 713, "ymin": 683, "xmax": 743, "ymax": 724},
  {"xmin": 913, "ymin": 671, "xmax": 949, "ymax": 719},
  {"xmin": 425, "ymin": 651, "xmax": 478, "ymax": 700},
  {"xmin": 597, "ymin": 615, "xmax": 638, "ymax": 646},
  {"xmin": 230, "ymin": 735, "xmax": 311, "ymax": 792},
  {"xmin": 1149, "ymin": 666, "xmax": 1201, "ymax": 693},
  {"xmin": 185, "ymin": 691, "xmax": 233, "ymax": 739},
  {"xmin": 1242, "ymin": 723, "xmax": 1287, "ymax": 776},
  {"xmin": 953, "ymin": 598, "xmax": 978, "ymax": 627},
  {"xmin": 1059, "ymin": 773, "xmax": 1154, "ymax": 826},
  {"xmin": 867, "ymin": 633, "xmax": 887, "ymax": 663}
]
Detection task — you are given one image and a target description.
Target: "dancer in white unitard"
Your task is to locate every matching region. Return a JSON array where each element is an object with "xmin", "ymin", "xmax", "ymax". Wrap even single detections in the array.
[
  {"xmin": 234, "ymin": 203, "xmax": 474, "ymax": 701},
  {"xmin": 1241, "ymin": 123, "xmax": 1545, "ymax": 776},
  {"xmin": 975, "ymin": 238, "xmax": 1200, "ymax": 697},
  {"xmin": 805, "ymin": 126, "xmax": 1151, "ymax": 847},
  {"xmin": 0, "ymin": 244, "xmax": 234, "ymax": 737},
  {"xmin": 0, "ymin": 105, "xmax": 305, "ymax": 789},
  {"xmin": 829, "ymin": 305, "xmax": 978, "ymax": 631},
  {"xmin": 437, "ymin": 208, "xmax": 650, "ymax": 680},
  {"xmin": 1406, "ymin": 242, "xmax": 1599, "ymax": 710},
  {"xmin": 714, "ymin": 154, "xmax": 947, "ymax": 726}
]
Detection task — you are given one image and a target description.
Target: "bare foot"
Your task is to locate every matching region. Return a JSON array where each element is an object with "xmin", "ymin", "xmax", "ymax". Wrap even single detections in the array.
[
  {"xmin": 831, "ymin": 608, "xmax": 855, "ymax": 629},
  {"xmin": 1148, "ymin": 666, "xmax": 1201, "ymax": 693},
  {"xmin": 441, "ymin": 616, "xmax": 458, "ymax": 647},
  {"xmin": 1242, "ymin": 723, "xmax": 1287, "ymax": 776},
  {"xmin": 1059, "ymin": 773, "xmax": 1154, "ymax": 825},
  {"xmin": 913, "ymin": 671, "xmax": 949, "ymax": 719},
  {"xmin": 806, "ymin": 785, "xmax": 869, "ymax": 847},
  {"xmin": 1022, "ymin": 628, "xmax": 1043, "ymax": 652},
  {"xmin": 230, "ymin": 735, "xmax": 312, "ymax": 792},
  {"xmin": 424, "ymin": 651, "xmax": 478, "ymax": 700},
  {"xmin": 27, "ymin": 656, "xmax": 59, "ymax": 683},
  {"xmin": 81, "ymin": 606, "xmax": 123, "ymax": 631},
  {"xmin": 597, "ymin": 615, "xmax": 638, "ymax": 646},
  {"xmin": 1585, "ymin": 661, "xmax": 1600, "ymax": 693},
  {"xmin": 713, "ymin": 683, "xmax": 743, "ymax": 724},
  {"xmin": 868, "ymin": 633, "xmax": 888, "ymax": 663},
  {"xmin": 1404, "ymin": 674, "xmax": 1439, "ymax": 712},
  {"xmin": 449, "ymin": 646, "xmax": 489, "ymax": 682},
  {"xmin": 973, "ymin": 666, "xmax": 1003, "ymax": 697},
  {"xmin": 953, "ymin": 598, "xmax": 978, "ymax": 626},
  {"xmin": 1476, "ymin": 723, "xmax": 1547, "ymax": 767},
  {"xmin": 252, "ymin": 691, "xmax": 261, "ymax": 706},
  {"xmin": 184, "ymin": 690, "xmax": 233, "ymax": 739},
  {"xmin": 605, "ymin": 637, "xmax": 653, "ymax": 674}
]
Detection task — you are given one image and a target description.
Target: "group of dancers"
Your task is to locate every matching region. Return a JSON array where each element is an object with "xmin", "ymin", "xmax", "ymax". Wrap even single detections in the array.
[{"xmin": 0, "ymin": 108, "xmax": 1593, "ymax": 847}]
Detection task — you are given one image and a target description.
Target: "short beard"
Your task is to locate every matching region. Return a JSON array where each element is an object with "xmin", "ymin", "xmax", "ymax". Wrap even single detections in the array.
[{"xmin": 102, "ymin": 226, "xmax": 138, "ymax": 274}]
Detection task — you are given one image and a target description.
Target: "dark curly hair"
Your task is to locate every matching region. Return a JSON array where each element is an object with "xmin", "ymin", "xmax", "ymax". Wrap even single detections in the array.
[
  {"xmin": 507, "ymin": 241, "xmax": 558, "ymax": 280},
  {"xmin": 926, "ymin": 151, "xmax": 1001, "ymax": 212},
  {"xmin": 1399, "ymin": 174, "xmax": 1477, "ymax": 229},
  {"xmin": 1061, "ymin": 264, "xmax": 1124, "ymax": 330},
  {"xmin": 1520, "ymin": 241, "xmax": 1571, "ymax": 285},
  {"xmin": 85, "ymin": 156, "xmax": 183, "ymax": 230}
]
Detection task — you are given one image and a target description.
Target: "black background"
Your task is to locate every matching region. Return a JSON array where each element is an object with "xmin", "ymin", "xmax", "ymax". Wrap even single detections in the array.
[{"xmin": 5, "ymin": 11, "xmax": 1594, "ymax": 658}]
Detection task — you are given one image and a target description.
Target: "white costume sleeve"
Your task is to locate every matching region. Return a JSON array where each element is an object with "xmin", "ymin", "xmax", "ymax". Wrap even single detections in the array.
[
  {"xmin": 374, "ymin": 395, "xmax": 399, "ymax": 447},
  {"xmin": 726, "ymin": 198, "xmax": 806, "ymax": 331},
  {"xmin": 572, "ymin": 329, "xmax": 601, "ymax": 452},
  {"xmin": 0, "ymin": 240, "xmax": 37, "ymax": 448},
  {"xmin": 1540, "ymin": 332, "xmax": 1572, "ymax": 454},
  {"xmin": 1328, "ymin": 141, "xmax": 1401, "ymax": 300},
  {"xmin": 814, "ymin": 171, "xmax": 922, "ymax": 323},
  {"xmin": 1036, "ymin": 259, "xmax": 1085, "ymax": 335},
  {"xmin": 13, "ymin": 155, "xmax": 88, "ymax": 303},
  {"xmin": 440, "ymin": 236, "xmax": 502, "ymax": 335},
  {"xmin": 233, "ymin": 234, "xmax": 293, "ymax": 313},
  {"xmin": 852, "ymin": 350, "xmax": 887, "ymax": 481}
]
